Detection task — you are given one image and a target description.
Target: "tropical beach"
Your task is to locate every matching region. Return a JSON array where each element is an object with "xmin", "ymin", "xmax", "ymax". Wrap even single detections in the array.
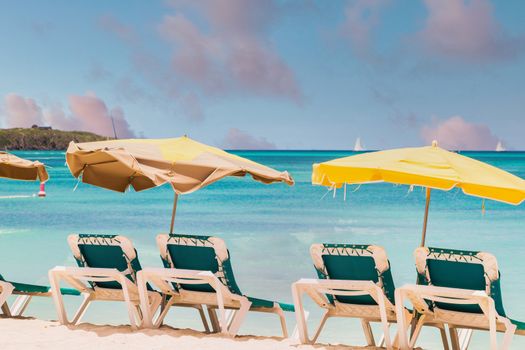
[
  {"xmin": 1, "ymin": 148, "xmax": 525, "ymax": 349},
  {"xmin": 2, "ymin": 1, "xmax": 525, "ymax": 349}
]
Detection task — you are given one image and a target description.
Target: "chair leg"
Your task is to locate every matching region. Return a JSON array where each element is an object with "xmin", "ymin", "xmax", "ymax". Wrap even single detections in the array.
[
  {"xmin": 449, "ymin": 326, "xmax": 460, "ymax": 350},
  {"xmin": 195, "ymin": 305, "xmax": 210, "ymax": 333},
  {"xmin": 361, "ymin": 319, "xmax": 376, "ymax": 346},
  {"xmin": 458, "ymin": 329, "xmax": 473, "ymax": 350},
  {"xmin": 207, "ymin": 307, "xmax": 221, "ymax": 333},
  {"xmin": 271, "ymin": 306, "xmax": 288, "ymax": 338},
  {"xmin": 438, "ymin": 325, "xmax": 450, "ymax": 350},
  {"xmin": 395, "ymin": 289, "xmax": 410, "ymax": 349},
  {"xmin": 311, "ymin": 310, "xmax": 330, "ymax": 343},
  {"xmin": 408, "ymin": 314, "xmax": 427, "ymax": 349},
  {"xmin": 501, "ymin": 323, "xmax": 517, "ymax": 350},
  {"xmin": 71, "ymin": 294, "xmax": 92, "ymax": 325},
  {"xmin": 119, "ymin": 277, "xmax": 138, "ymax": 329},
  {"xmin": 49, "ymin": 271, "xmax": 69, "ymax": 325},
  {"xmin": 12, "ymin": 295, "xmax": 32, "ymax": 316},
  {"xmin": 153, "ymin": 297, "xmax": 176, "ymax": 328},
  {"xmin": 0, "ymin": 281, "xmax": 14, "ymax": 314},
  {"xmin": 291, "ymin": 283, "xmax": 310, "ymax": 344},
  {"xmin": 225, "ymin": 309, "xmax": 236, "ymax": 328},
  {"xmin": 1, "ymin": 303, "xmax": 12, "ymax": 317},
  {"xmin": 227, "ymin": 299, "xmax": 251, "ymax": 336},
  {"xmin": 291, "ymin": 309, "xmax": 309, "ymax": 342}
]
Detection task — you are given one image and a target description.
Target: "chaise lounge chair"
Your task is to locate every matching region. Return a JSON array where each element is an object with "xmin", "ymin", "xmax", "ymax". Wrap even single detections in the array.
[
  {"xmin": 1, "ymin": 274, "xmax": 80, "ymax": 317},
  {"xmin": 395, "ymin": 247, "xmax": 525, "ymax": 350},
  {"xmin": 48, "ymin": 234, "xmax": 167, "ymax": 328},
  {"xmin": 291, "ymin": 243, "xmax": 449, "ymax": 349},
  {"xmin": 137, "ymin": 233, "xmax": 294, "ymax": 337}
]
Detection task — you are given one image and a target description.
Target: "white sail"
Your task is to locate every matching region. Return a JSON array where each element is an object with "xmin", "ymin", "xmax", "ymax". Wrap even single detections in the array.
[
  {"xmin": 354, "ymin": 137, "xmax": 365, "ymax": 151},
  {"xmin": 495, "ymin": 141, "xmax": 506, "ymax": 152}
]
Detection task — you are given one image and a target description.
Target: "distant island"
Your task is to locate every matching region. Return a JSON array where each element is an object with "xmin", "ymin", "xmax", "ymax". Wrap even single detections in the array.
[{"xmin": 0, "ymin": 126, "xmax": 109, "ymax": 150}]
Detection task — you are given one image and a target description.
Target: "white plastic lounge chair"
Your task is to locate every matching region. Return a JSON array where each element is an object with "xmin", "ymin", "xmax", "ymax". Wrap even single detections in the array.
[
  {"xmin": 0, "ymin": 274, "xmax": 80, "ymax": 317},
  {"xmin": 291, "ymin": 243, "xmax": 427, "ymax": 349},
  {"xmin": 48, "ymin": 234, "xmax": 165, "ymax": 328},
  {"xmin": 137, "ymin": 233, "xmax": 294, "ymax": 337},
  {"xmin": 396, "ymin": 247, "xmax": 525, "ymax": 350}
]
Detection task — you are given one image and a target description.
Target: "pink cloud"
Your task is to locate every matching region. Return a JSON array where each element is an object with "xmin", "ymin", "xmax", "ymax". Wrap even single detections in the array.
[
  {"xmin": 68, "ymin": 93, "xmax": 134, "ymax": 138},
  {"xmin": 419, "ymin": 0, "xmax": 524, "ymax": 61},
  {"xmin": 340, "ymin": 0, "xmax": 390, "ymax": 60},
  {"xmin": 2, "ymin": 93, "xmax": 135, "ymax": 138},
  {"xmin": 98, "ymin": 14, "xmax": 137, "ymax": 44},
  {"xmin": 222, "ymin": 128, "xmax": 276, "ymax": 150},
  {"xmin": 3, "ymin": 93, "xmax": 44, "ymax": 127},
  {"xmin": 156, "ymin": 0, "xmax": 302, "ymax": 101},
  {"xmin": 421, "ymin": 116, "xmax": 499, "ymax": 150}
]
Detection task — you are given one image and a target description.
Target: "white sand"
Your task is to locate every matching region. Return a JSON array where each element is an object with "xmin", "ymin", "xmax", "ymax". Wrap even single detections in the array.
[{"xmin": 0, "ymin": 317, "xmax": 380, "ymax": 350}]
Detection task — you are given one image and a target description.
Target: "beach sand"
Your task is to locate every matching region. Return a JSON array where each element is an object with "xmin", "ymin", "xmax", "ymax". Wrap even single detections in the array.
[{"xmin": 0, "ymin": 317, "xmax": 383, "ymax": 350}]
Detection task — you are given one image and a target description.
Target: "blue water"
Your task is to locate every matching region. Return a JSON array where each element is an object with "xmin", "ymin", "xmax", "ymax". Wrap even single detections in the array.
[{"xmin": 1, "ymin": 150, "xmax": 525, "ymax": 349}]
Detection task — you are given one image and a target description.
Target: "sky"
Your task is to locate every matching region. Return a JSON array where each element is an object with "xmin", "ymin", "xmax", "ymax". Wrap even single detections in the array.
[{"xmin": 0, "ymin": 0, "xmax": 524, "ymax": 150}]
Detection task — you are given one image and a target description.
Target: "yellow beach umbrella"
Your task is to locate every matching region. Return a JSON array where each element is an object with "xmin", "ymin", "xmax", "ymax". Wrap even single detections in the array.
[
  {"xmin": 312, "ymin": 141, "xmax": 525, "ymax": 246},
  {"xmin": 0, "ymin": 151, "xmax": 49, "ymax": 182},
  {"xmin": 66, "ymin": 136, "xmax": 294, "ymax": 232}
]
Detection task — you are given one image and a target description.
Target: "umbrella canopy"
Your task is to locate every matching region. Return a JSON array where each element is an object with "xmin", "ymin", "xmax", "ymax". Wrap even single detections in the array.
[
  {"xmin": 313, "ymin": 141, "xmax": 525, "ymax": 205},
  {"xmin": 66, "ymin": 136, "xmax": 294, "ymax": 194},
  {"xmin": 312, "ymin": 141, "xmax": 525, "ymax": 245},
  {"xmin": 0, "ymin": 151, "xmax": 49, "ymax": 182}
]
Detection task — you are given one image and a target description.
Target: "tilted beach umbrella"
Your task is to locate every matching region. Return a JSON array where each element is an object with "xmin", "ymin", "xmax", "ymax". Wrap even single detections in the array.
[
  {"xmin": 0, "ymin": 151, "xmax": 49, "ymax": 196},
  {"xmin": 66, "ymin": 136, "xmax": 294, "ymax": 232},
  {"xmin": 312, "ymin": 141, "xmax": 525, "ymax": 246},
  {"xmin": 0, "ymin": 151, "xmax": 49, "ymax": 182}
]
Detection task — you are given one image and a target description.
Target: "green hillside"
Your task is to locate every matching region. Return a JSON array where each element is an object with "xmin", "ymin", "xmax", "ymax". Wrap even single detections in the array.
[{"xmin": 0, "ymin": 127, "xmax": 109, "ymax": 150}]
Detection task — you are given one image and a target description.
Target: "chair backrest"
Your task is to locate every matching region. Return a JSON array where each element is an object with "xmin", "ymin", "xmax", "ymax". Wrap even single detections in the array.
[
  {"xmin": 156, "ymin": 233, "xmax": 243, "ymax": 296},
  {"xmin": 310, "ymin": 243, "xmax": 396, "ymax": 305},
  {"xmin": 415, "ymin": 246, "xmax": 506, "ymax": 316},
  {"xmin": 68, "ymin": 234, "xmax": 143, "ymax": 290}
]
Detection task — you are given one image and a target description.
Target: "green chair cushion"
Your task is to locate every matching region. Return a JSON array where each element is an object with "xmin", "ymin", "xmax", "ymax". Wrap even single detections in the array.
[
  {"xmin": 164, "ymin": 234, "xmax": 293, "ymax": 313},
  {"xmin": 246, "ymin": 296, "xmax": 294, "ymax": 312},
  {"xmin": 427, "ymin": 259, "xmax": 486, "ymax": 314},
  {"xmin": 77, "ymin": 244, "xmax": 141, "ymax": 290},
  {"xmin": 511, "ymin": 319, "xmax": 525, "ymax": 332},
  {"xmin": 322, "ymin": 254, "xmax": 379, "ymax": 305},
  {"xmin": 10, "ymin": 281, "xmax": 81, "ymax": 296},
  {"xmin": 166, "ymin": 244, "xmax": 219, "ymax": 293}
]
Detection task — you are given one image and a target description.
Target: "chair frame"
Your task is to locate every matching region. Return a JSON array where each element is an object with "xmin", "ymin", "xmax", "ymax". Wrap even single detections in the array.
[
  {"xmin": 292, "ymin": 277, "xmax": 414, "ymax": 349},
  {"xmin": 1, "ymin": 278, "xmax": 80, "ymax": 317},
  {"xmin": 48, "ymin": 234, "xmax": 164, "ymax": 329},
  {"xmin": 137, "ymin": 233, "xmax": 289, "ymax": 337},
  {"xmin": 395, "ymin": 246, "xmax": 521, "ymax": 350},
  {"xmin": 396, "ymin": 284, "xmax": 516, "ymax": 350}
]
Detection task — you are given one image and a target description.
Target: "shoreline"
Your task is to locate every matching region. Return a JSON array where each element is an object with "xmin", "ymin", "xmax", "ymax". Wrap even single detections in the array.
[{"xmin": 0, "ymin": 317, "xmax": 378, "ymax": 350}]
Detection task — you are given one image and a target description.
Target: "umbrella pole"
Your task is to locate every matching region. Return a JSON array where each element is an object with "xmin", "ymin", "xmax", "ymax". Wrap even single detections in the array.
[
  {"xmin": 170, "ymin": 192, "xmax": 178, "ymax": 234},
  {"xmin": 420, "ymin": 187, "xmax": 431, "ymax": 246}
]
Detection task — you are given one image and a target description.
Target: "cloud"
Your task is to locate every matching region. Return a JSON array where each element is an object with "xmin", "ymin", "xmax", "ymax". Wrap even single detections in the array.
[
  {"xmin": 420, "ymin": 116, "xmax": 499, "ymax": 150},
  {"xmin": 68, "ymin": 93, "xmax": 135, "ymax": 138},
  {"xmin": 418, "ymin": 0, "xmax": 525, "ymax": 62},
  {"xmin": 156, "ymin": 0, "xmax": 302, "ymax": 101},
  {"xmin": 2, "ymin": 93, "xmax": 135, "ymax": 138},
  {"xmin": 222, "ymin": 128, "xmax": 276, "ymax": 150},
  {"xmin": 3, "ymin": 94, "xmax": 44, "ymax": 127},
  {"xmin": 85, "ymin": 62, "xmax": 113, "ymax": 82},
  {"xmin": 98, "ymin": 14, "xmax": 137, "ymax": 44},
  {"xmin": 340, "ymin": 0, "xmax": 390, "ymax": 60},
  {"xmin": 180, "ymin": 92, "xmax": 203, "ymax": 122}
]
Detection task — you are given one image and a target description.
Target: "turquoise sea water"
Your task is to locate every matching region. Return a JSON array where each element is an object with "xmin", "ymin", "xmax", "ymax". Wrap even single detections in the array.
[{"xmin": 1, "ymin": 150, "xmax": 525, "ymax": 349}]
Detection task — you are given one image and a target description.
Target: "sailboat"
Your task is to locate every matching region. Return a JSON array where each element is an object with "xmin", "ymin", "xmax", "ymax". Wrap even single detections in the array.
[
  {"xmin": 354, "ymin": 137, "xmax": 365, "ymax": 151},
  {"xmin": 496, "ymin": 141, "xmax": 506, "ymax": 152}
]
